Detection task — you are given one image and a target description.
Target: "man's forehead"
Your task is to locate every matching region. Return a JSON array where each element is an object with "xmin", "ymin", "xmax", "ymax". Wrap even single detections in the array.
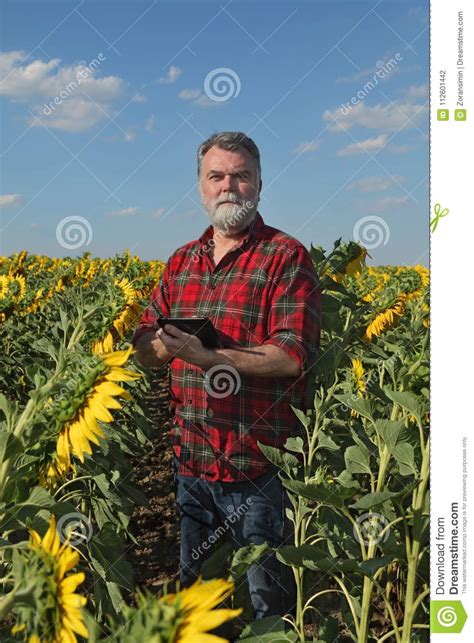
[{"xmin": 202, "ymin": 145, "xmax": 254, "ymax": 172}]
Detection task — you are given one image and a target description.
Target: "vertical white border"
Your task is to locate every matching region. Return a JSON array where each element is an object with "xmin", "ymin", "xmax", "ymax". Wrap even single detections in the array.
[{"xmin": 431, "ymin": 0, "xmax": 473, "ymax": 638}]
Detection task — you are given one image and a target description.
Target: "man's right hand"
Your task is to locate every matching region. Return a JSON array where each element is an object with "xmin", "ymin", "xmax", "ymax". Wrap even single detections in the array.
[{"xmin": 134, "ymin": 329, "xmax": 175, "ymax": 368}]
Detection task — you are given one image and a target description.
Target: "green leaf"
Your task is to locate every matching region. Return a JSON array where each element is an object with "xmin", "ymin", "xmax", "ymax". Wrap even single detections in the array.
[
  {"xmin": 375, "ymin": 420, "xmax": 404, "ymax": 451},
  {"xmin": 88, "ymin": 523, "xmax": 134, "ymax": 593},
  {"xmin": 0, "ymin": 394, "xmax": 18, "ymax": 428},
  {"xmin": 350, "ymin": 491, "xmax": 398, "ymax": 510},
  {"xmin": 393, "ymin": 443, "xmax": 417, "ymax": 476},
  {"xmin": 384, "ymin": 389, "xmax": 423, "ymax": 425},
  {"xmin": 276, "ymin": 544, "xmax": 327, "ymax": 568},
  {"xmin": 318, "ymin": 431, "xmax": 339, "ymax": 451},
  {"xmin": 238, "ymin": 615, "xmax": 297, "ymax": 641},
  {"xmin": 335, "ymin": 394, "xmax": 374, "ymax": 421},
  {"xmin": 0, "ymin": 429, "xmax": 23, "ymax": 465},
  {"xmin": 281, "ymin": 479, "xmax": 353, "ymax": 509},
  {"xmin": 359, "ymin": 555, "xmax": 395, "ymax": 577},
  {"xmin": 289, "ymin": 405, "xmax": 311, "ymax": 430},
  {"xmin": 344, "ymin": 444, "xmax": 372, "ymax": 475},
  {"xmin": 230, "ymin": 543, "xmax": 271, "ymax": 579},
  {"xmin": 257, "ymin": 442, "xmax": 299, "ymax": 473},
  {"xmin": 334, "ymin": 470, "xmax": 360, "ymax": 489},
  {"xmin": 284, "ymin": 437, "xmax": 304, "ymax": 453}
]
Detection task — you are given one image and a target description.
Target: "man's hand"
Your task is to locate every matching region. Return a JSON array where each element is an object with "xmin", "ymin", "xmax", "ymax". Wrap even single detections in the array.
[{"xmin": 157, "ymin": 324, "xmax": 212, "ymax": 367}]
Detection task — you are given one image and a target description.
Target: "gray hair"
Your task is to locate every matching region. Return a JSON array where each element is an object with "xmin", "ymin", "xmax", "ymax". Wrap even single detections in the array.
[{"xmin": 197, "ymin": 131, "xmax": 261, "ymax": 187}]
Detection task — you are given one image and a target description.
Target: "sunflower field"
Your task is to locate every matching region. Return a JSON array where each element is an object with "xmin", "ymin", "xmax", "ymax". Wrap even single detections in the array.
[{"xmin": 0, "ymin": 243, "xmax": 429, "ymax": 642}]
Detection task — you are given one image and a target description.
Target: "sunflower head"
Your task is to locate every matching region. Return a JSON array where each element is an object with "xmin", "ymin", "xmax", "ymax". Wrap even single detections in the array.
[
  {"xmin": 108, "ymin": 577, "xmax": 242, "ymax": 642},
  {"xmin": 10, "ymin": 515, "xmax": 88, "ymax": 643},
  {"xmin": 40, "ymin": 346, "xmax": 141, "ymax": 485}
]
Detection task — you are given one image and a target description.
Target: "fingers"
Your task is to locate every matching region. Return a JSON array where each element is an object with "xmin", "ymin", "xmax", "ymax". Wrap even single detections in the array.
[{"xmin": 163, "ymin": 324, "xmax": 184, "ymax": 337}]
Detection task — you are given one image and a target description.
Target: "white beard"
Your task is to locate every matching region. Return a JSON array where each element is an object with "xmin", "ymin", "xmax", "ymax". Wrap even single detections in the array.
[{"xmin": 202, "ymin": 196, "xmax": 259, "ymax": 235}]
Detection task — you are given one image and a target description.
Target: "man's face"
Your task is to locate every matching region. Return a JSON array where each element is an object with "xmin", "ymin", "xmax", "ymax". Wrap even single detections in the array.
[{"xmin": 199, "ymin": 145, "xmax": 262, "ymax": 234}]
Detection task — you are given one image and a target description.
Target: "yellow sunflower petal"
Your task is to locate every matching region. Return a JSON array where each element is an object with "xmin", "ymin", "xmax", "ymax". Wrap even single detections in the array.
[
  {"xmin": 92, "ymin": 392, "xmax": 122, "ymax": 410},
  {"xmin": 94, "ymin": 381, "xmax": 126, "ymax": 396},
  {"xmin": 184, "ymin": 607, "xmax": 243, "ymax": 632},
  {"xmin": 101, "ymin": 347, "xmax": 133, "ymax": 367},
  {"xmin": 60, "ymin": 572, "xmax": 85, "ymax": 594},
  {"xmin": 105, "ymin": 367, "xmax": 141, "ymax": 382},
  {"xmin": 62, "ymin": 612, "xmax": 89, "ymax": 639},
  {"xmin": 87, "ymin": 397, "xmax": 114, "ymax": 423},
  {"xmin": 57, "ymin": 547, "xmax": 80, "ymax": 579}
]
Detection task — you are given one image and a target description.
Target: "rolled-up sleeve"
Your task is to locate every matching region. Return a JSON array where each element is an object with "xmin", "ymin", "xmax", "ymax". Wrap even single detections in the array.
[
  {"xmin": 131, "ymin": 261, "xmax": 171, "ymax": 348},
  {"xmin": 263, "ymin": 245, "xmax": 320, "ymax": 373}
]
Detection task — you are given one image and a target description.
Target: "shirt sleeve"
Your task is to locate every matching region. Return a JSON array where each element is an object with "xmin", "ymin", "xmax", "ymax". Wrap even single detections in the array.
[
  {"xmin": 131, "ymin": 260, "xmax": 172, "ymax": 348},
  {"xmin": 263, "ymin": 245, "xmax": 321, "ymax": 374}
]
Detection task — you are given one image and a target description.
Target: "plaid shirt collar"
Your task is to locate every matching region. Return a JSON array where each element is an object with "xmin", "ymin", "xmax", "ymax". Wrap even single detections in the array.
[{"xmin": 198, "ymin": 210, "xmax": 265, "ymax": 249}]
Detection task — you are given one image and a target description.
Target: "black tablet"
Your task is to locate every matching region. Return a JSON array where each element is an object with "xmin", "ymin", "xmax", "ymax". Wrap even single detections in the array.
[{"xmin": 155, "ymin": 316, "xmax": 222, "ymax": 349}]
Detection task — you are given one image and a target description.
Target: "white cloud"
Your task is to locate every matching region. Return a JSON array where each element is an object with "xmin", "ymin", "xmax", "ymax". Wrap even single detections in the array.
[
  {"xmin": 388, "ymin": 143, "xmax": 419, "ymax": 154},
  {"xmin": 152, "ymin": 207, "xmax": 166, "ymax": 219},
  {"xmin": 0, "ymin": 193, "xmax": 23, "ymax": 208},
  {"xmin": 0, "ymin": 50, "xmax": 126, "ymax": 132},
  {"xmin": 403, "ymin": 83, "xmax": 428, "ymax": 98},
  {"xmin": 337, "ymin": 135, "xmax": 387, "ymax": 156},
  {"xmin": 158, "ymin": 65, "xmax": 183, "ymax": 84},
  {"xmin": 145, "ymin": 114, "xmax": 155, "ymax": 132},
  {"xmin": 193, "ymin": 93, "xmax": 223, "ymax": 108},
  {"xmin": 0, "ymin": 51, "xmax": 124, "ymax": 100},
  {"xmin": 368, "ymin": 195, "xmax": 410, "ymax": 212},
  {"xmin": 131, "ymin": 93, "xmax": 146, "ymax": 103},
  {"xmin": 348, "ymin": 175, "xmax": 405, "ymax": 193},
  {"xmin": 293, "ymin": 140, "xmax": 322, "ymax": 155},
  {"xmin": 30, "ymin": 97, "xmax": 107, "ymax": 132},
  {"xmin": 336, "ymin": 63, "xmax": 399, "ymax": 85},
  {"xmin": 178, "ymin": 88, "xmax": 225, "ymax": 109},
  {"xmin": 323, "ymin": 100, "xmax": 427, "ymax": 132},
  {"xmin": 178, "ymin": 88, "xmax": 201, "ymax": 100},
  {"xmin": 106, "ymin": 206, "xmax": 139, "ymax": 217}
]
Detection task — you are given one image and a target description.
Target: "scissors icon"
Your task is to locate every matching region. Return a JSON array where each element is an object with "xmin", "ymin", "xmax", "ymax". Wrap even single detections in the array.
[{"xmin": 430, "ymin": 203, "xmax": 449, "ymax": 233}]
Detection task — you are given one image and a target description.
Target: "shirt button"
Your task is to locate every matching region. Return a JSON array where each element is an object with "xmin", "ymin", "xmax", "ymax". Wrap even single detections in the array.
[
  {"xmin": 188, "ymin": 399, "xmax": 192, "ymax": 405},
  {"xmin": 206, "ymin": 408, "xmax": 214, "ymax": 418},
  {"xmin": 188, "ymin": 369, "xmax": 193, "ymax": 374}
]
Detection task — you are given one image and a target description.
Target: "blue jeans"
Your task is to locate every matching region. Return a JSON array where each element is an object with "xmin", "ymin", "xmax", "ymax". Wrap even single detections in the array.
[{"xmin": 173, "ymin": 456, "xmax": 296, "ymax": 620}]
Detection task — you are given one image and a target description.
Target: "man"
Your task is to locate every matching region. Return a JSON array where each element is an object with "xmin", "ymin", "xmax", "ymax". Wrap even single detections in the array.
[{"xmin": 131, "ymin": 131, "xmax": 320, "ymax": 621}]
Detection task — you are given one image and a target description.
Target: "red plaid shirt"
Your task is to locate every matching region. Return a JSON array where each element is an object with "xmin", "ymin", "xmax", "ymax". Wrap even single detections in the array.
[{"xmin": 131, "ymin": 211, "xmax": 320, "ymax": 482}]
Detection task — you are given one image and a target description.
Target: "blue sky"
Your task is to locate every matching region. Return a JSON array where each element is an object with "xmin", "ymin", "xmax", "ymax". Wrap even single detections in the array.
[{"xmin": 0, "ymin": 0, "xmax": 429, "ymax": 266}]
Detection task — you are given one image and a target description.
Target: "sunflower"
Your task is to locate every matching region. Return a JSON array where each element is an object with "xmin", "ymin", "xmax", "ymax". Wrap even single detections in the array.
[
  {"xmin": 345, "ymin": 247, "xmax": 368, "ymax": 277},
  {"xmin": 0, "ymin": 275, "xmax": 10, "ymax": 299},
  {"xmin": 363, "ymin": 296, "xmax": 406, "ymax": 341},
  {"xmin": 91, "ymin": 278, "xmax": 142, "ymax": 354},
  {"xmin": 163, "ymin": 577, "xmax": 243, "ymax": 642},
  {"xmin": 10, "ymin": 515, "xmax": 88, "ymax": 643},
  {"xmin": 351, "ymin": 358, "xmax": 366, "ymax": 395},
  {"xmin": 47, "ymin": 346, "xmax": 141, "ymax": 481},
  {"xmin": 422, "ymin": 302, "xmax": 429, "ymax": 328}
]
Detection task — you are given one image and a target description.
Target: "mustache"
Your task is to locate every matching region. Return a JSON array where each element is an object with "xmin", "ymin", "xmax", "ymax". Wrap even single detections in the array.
[{"xmin": 216, "ymin": 194, "xmax": 242, "ymax": 205}]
